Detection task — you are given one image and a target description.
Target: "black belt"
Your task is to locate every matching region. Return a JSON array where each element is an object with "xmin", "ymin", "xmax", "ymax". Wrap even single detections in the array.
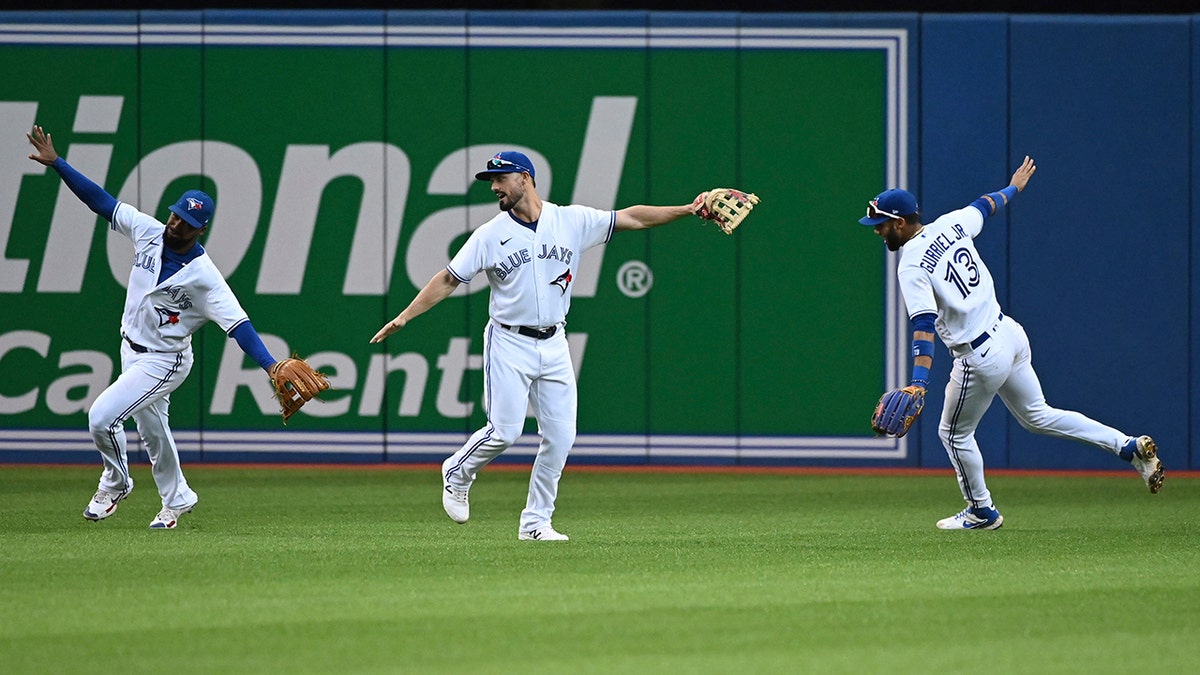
[
  {"xmin": 123, "ymin": 334, "xmax": 151, "ymax": 353},
  {"xmin": 500, "ymin": 324, "xmax": 557, "ymax": 340},
  {"xmin": 969, "ymin": 312, "xmax": 1004, "ymax": 350}
]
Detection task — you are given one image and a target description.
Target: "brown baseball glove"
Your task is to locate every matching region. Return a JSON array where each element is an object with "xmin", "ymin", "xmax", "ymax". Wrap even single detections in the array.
[
  {"xmin": 694, "ymin": 187, "xmax": 761, "ymax": 234},
  {"xmin": 269, "ymin": 356, "xmax": 331, "ymax": 423}
]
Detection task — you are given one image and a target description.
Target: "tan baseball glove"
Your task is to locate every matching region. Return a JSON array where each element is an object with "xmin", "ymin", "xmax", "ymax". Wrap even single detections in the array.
[
  {"xmin": 269, "ymin": 356, "xmax": 331, "ymax": 423},
  {"xmin": 694, "ymin": 187, "xmax": 761, "ymax": 234}
]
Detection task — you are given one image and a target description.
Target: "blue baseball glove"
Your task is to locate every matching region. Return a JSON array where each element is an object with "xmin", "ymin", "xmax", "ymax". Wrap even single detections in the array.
[{"xmin": 871, "ymin": 386, "xmax": 926, "ymax": 438}]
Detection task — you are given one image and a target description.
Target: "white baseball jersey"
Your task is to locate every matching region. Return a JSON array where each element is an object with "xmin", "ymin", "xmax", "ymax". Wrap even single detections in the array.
[
  {"xmin": 897, "ymin": 206, "xmax": 1002, "ymax": 349},
  {"xmin": 445, "ymin": 202, "xmax": 615, "ymax": 327},
  {"xmin": 112, "ymin": 202, "xmax": 249, "ymax": 352}
]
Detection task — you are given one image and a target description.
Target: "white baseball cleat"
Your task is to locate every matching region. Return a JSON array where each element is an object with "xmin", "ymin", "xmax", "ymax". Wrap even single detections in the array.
[
  {"xmin": 441, "ymin": 457, "xmax": 470, "ymax": 524},
  {"xmin": 1130, "ymin": 435, "xmax": 1164, "ymax": 494},
  {"xmin": 83, "ymin": 486, "xmax": 132, "ymax": 521},
  {"xmin": 519, "ymin": 526, "xmax": 569, "ymax": 541},
  {"xmin": 149, "ymin": 503, "xmax": 195, "ymax": 529}
]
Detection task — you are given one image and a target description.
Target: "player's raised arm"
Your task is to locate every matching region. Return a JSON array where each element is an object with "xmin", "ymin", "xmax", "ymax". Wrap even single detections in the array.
[
  {"xmin": 371, "ymin": 269, "xmax": 460, "ymax": 343},
  {"xmin": 973, "ymin": 155, "xmax": 1036, "ymax": 218},
  {"xmin": 27, "ymin": 124, "xmax": 119, "ymax": 221}
]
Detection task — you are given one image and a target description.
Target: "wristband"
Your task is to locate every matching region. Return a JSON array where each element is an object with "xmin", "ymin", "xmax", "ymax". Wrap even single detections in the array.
[
  {"xmin": 910, "ymin": 364, "xmax": 931, "ymax": 389},
  {"xmin": 911, "ymin": 338, "xmax": 935, "ymax": 359},
  {"xmin": 984, "ymin": 185, "xmax": 1019, "ymax": 212}
]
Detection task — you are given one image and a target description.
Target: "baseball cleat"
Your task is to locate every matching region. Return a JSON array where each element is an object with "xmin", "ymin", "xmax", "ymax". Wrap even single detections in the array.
[
  {"xmin": 441, "ymin": 457, "xmax": 470, "ymax": 523},
  {"xmin": 519, "ymin": 526, "xmax": 569, "ymax": 541},
  {"xmin": 1130, "ymin": 435, "xmax": 1164, "ymax": 494},
  {"xmin": 149, "ymin": 503, "xmax": 194, "ymax": 529},
  {"xmin": 83, "ymin": 486, "xmax": 132, "ymax": 521},
  {"xmin": 936, "ymin": 505, "xmax": 1004, "ymax": 530}
]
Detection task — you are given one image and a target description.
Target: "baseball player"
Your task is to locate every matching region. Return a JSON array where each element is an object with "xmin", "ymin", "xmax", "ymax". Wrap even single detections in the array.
[
  {"xmin": 860, "ymin": 155, "xmax": 1164, "ymax": 530},
  {"xmin": 371, "ymin": 151, "xmax": 712, "ymax": 541},
  {"xmin": 27, "ymin": 124, "xmax": 287, "ymax": 529}
]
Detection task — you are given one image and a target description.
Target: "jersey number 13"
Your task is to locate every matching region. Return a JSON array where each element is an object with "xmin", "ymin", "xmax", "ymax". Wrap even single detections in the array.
[{"xmin": 944, "ymin": 247, "xmax": 980, "ymax": 299}]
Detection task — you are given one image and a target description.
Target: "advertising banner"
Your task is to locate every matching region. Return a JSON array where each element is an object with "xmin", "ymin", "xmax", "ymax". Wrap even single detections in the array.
[{"xmin": 0, "ymin": 12, "xmax": 909, "ymax": 463}]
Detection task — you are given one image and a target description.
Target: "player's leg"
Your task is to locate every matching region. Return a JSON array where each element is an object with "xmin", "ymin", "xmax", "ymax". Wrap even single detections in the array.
[
  {"xmin": 84, "ymin": 347, "xmax": 186, "ymax": 519},
  {"xmin": 996, "ymin": 319, "xmax": 1127, "ymax": 451},
  {"xmin": 440, "ymin": 324, "xmax": 534, "ymax": 522},
  {"xmin": 132, "ymin": 392, "xmax": 199, "ymax": 512},
  {"xmin": 995, "ymin": 318, "xmax": 1161, "ymax": 491},
  {"xmin": 446, "ymin": 325, "xmax": 533, "ymax": 480},
  {"xmin": 84, "ymin": 379, "xmax": 137, "ymax": 519},
  {"xmin": 937, "ymin": 338, "xmax": 1012, "ymax": 517},
  {"xmin": 520, "ymin": 334, "xmax": 577, "ymax": 537}
]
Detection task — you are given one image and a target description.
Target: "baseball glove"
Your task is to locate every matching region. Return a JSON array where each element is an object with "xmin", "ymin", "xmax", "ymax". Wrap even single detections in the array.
[
  {"xmin": 871, "ymin": 386, "xmax": 926, "ymax": 438},
  {"xmin": 269, "ymin": 356, "xmax": 331, "ymax": 424},
  {"xmin": 694, "ymin": 187, "xmax": 760, "ymax": 235}
]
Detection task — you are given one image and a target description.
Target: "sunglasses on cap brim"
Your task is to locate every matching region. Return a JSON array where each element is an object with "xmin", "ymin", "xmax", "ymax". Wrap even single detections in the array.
[
  {"xmin": 488, "ymin": 157, "xmax": 531, "ymax": 173},
  {"xmin": 865, "ymin": 200, "xmax": 901, "ymax": 221}
]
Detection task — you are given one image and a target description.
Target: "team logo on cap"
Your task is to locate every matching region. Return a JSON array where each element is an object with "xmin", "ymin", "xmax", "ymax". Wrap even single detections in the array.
[{"xmin": 186, "ymin": 197, "xmax": 204, "ymax": 211}]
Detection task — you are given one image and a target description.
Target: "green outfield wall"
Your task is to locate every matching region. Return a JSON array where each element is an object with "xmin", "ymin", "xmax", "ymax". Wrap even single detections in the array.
[{"xmin": 0, "ymin": 13, "xmax": 910, "ymax": 462}]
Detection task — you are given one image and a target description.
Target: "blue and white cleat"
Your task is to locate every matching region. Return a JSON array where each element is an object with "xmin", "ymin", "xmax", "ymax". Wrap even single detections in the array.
[{"xmin": 936, "ymin": 505, "xmax": 1004, "ymax": 530}]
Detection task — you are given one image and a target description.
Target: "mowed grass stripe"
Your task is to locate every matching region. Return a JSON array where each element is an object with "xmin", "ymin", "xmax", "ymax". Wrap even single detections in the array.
[{"xmin": 1, "ymin": 466, "xmax": 1196, "ymax": 674}]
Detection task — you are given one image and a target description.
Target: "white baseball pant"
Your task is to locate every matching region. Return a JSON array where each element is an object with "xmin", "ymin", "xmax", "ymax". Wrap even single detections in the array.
[
  {"xmin": 443, "ymin": 321, "xmax": 576, "ymax": 532},
  {"xmin": 87, "ymin": 339, "xmax": 199, "ymax": 510},
  {"xmin": 939, "ymin": 315, "xmax": 1127, "ymax": 508}
]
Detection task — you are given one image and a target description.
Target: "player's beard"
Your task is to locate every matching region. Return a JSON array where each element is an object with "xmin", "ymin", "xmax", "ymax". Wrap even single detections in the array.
[
  {"xmin": 881, "ymin": 223, "xmax": 905, "ymax": 251},
  {"xmin": 497, "ymin": 187, "xmax": 524, "ymax": 212},
  {"xmin": 164, "ymin": 223, "xmax": 198, "ymax": 252},
  {"xmin": 163, "ymin": 230, "xmax": 188, "ymax": 250}
]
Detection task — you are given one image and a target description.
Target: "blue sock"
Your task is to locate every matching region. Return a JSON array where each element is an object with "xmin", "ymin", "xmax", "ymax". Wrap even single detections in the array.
[{"xmin": 1118, "ymin": 437, "xmax": 1136, "ymax": 462}]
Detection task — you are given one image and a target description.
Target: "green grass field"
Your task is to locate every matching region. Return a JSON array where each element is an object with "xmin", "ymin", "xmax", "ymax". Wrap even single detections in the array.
[{"xmin": 1, "ymin": 464, "xmax": 1197, "ymax": 674}]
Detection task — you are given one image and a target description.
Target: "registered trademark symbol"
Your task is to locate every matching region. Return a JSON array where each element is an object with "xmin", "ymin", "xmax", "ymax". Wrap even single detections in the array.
[{"xmin": 616, "ymin": 260, "xmax": 653, "ymax": 298}]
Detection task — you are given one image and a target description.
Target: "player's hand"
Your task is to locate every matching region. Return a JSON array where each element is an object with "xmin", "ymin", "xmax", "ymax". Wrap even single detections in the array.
[
  {"xmin": 26, "ymin": 125, "xmax": 59, "ymax": 166},
  {"xmin": 1009, "ymin": 155, "xmax": 1036, "ymax": 192},
  {"xmin": 370, "ymin": 316, "xmax": 407, "ymax": 343}
]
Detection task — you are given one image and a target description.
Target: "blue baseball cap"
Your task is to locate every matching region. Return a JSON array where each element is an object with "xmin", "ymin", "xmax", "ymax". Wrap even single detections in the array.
[
  {"xmin": 168, "ymin": 189, "xmax": 215, "ymax": 229},
  {"xmin": 474, "ymin": 151, "xmax": 536, "ymax": 181},
  {"xmin": 859, "ymin": 188, "xmax": 918, "ymax": 225}
]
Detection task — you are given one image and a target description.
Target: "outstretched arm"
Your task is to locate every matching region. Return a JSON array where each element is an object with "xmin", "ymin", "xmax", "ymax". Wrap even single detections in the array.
[
  {"xmin": 973, "ymin": 155, "xmax": 1037, "ymax": 217},
  {"xmin": 229, "ymin": 320, "xmax": 278, "ymax": 371},
  {"xmin": 370, "ymin": 269, "xmax": 461, "ymax": 343},
  {"xmin": 613, "ymin": 201, "xmax": 700, "ymax": 232},
  {"xmin": 27, "ymin": 124, "xmax": 119, "ymax": 221}
]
